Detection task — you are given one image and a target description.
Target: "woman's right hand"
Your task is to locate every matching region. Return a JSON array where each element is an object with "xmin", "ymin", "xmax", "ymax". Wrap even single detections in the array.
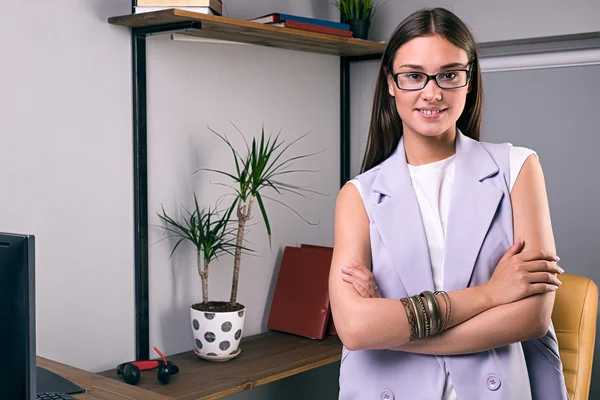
[{"xmin": 484, "ymin": 237, "xmax": 564, "ymax": 306}]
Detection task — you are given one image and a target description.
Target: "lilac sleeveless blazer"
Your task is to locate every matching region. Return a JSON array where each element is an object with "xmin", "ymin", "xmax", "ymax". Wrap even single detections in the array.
[{"xmin": 339, "ymin": 132, "xmax": 568, "ymax": 400}]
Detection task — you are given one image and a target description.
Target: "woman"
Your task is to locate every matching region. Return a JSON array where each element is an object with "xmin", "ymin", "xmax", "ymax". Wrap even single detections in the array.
[{"xmin": 329, "ymin": 7, "xmax": 569, "ymax": 400}]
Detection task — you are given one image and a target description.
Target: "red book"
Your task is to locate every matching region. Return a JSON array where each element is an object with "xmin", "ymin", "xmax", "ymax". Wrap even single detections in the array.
[
  {"xmin": 267, "ymin": 246, "xmax": 333, "ymax": 339},
  {"xmin": 273, "ymin": 20, "xmax": 353, "ymax": 38},
  {"xmin": 301, "ymin": 244, "xmax": 337, "ymax": 336}
]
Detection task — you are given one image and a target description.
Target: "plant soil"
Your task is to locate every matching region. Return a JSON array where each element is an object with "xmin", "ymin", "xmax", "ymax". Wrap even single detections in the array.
[{"xmin": 192, "ymin": 301, "xmax": 244, "ymax": 312}]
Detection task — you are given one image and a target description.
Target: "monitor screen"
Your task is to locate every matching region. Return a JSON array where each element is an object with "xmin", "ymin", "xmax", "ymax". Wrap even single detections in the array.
[{"xmin": 0, "ymin": 233, "xmax": 36, "ymax": 400}]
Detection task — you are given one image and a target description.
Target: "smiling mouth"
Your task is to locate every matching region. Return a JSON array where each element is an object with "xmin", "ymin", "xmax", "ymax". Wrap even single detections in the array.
[{"xmin": 417, "ymin": 108, "xmax": 448, "ymax": 115}]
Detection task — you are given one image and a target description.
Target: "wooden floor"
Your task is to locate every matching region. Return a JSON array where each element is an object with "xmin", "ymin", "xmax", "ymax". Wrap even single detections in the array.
[{"xmin": 99, "ymin": 331, "xmax": 343, "ymax": 400}]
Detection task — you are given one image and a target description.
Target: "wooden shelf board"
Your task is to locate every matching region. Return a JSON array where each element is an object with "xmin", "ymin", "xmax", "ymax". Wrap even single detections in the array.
[
  {"xmin": 108, "ymin": 10, "xmax": 385, "ymax": 57},
  {"xmin": 99, "ymin": 331, "xmax": 343, "ymax": 400}
]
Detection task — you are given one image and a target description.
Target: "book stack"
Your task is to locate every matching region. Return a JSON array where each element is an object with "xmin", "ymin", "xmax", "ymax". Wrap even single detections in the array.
[
  {"xmin": 134, "ymin": 0, "xmax": 222, "ymax": 15},
  {"xmin": 248, "ymin": 13, "xmax": 352, "ymax": 38},
  {"xmin": 267, "ymin": 244, "xmax": 337, "ymax": 340}
]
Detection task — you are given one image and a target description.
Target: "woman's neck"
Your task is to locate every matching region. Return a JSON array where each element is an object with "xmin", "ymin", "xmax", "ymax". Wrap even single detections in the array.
[{"xmin": 403, "ymin": 127, "xmax": 457, "ymax": 166}]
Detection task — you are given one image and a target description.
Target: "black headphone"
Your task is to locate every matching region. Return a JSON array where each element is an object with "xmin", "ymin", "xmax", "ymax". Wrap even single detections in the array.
[{"xmin": 116, "ymin": 347, "xmax": 179, "ymax": 385}]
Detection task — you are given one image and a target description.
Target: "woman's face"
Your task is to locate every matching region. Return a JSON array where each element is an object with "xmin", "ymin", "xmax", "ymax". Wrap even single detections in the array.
[{"xmin": 387, "ymin": 34, "xmax": 471, "ymax": 140}]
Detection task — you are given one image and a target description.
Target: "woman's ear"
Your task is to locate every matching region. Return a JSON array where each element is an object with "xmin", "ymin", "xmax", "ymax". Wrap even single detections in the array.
[{"xmin": 387, "ymin": 75, "xmax": 396, "ymax": 97}]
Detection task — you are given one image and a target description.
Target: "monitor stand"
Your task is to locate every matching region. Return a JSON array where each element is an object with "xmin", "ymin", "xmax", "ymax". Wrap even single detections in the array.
[{"xmin": 36, "ymin": 366, "xmax": 85, "ymax": 395}]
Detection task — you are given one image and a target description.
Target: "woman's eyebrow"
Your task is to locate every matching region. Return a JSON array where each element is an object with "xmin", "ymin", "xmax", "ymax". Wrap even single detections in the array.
[{"xmin": 398, "ymin": 62, "xmax": 468, "ymax": 70}]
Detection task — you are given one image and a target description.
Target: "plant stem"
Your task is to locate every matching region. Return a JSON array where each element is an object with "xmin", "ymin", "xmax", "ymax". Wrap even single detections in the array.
[
  {"xmin": 198, "ymin": 249, "xmax": 209, "ymax": 304},
  {"xmin": 230, "ymin": 198, "xmax": 253, "ymax": 306}
]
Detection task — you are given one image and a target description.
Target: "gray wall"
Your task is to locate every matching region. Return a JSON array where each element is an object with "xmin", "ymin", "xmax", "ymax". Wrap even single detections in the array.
[
  {"xmin": 368, "ymin": 0, "xmax": 600, "ymax": 43},
  {"xmin": 0, "ymin": 0, "xmax": 135, "ymax": 374}
]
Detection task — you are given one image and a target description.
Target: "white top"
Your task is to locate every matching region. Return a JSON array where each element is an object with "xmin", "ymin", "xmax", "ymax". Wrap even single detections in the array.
[{"xmin": 350, "ymin": 145, "xmax": 537, "ymax": 400}]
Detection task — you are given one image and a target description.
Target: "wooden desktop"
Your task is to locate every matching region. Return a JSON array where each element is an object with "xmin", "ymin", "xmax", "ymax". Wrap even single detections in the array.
[
  {"xmin": 39, "ymin": 331, "xmax": 342, "ymax": 400},
  {"xmin": 37, "ymin": 357, "xmax": 174, "ymax": 400}
]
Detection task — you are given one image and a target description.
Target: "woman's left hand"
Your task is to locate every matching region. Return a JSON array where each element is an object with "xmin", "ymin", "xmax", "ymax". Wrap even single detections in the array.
[{"xmin": 341, "ymin": 260, "xmax": 381, "ymax": 298}]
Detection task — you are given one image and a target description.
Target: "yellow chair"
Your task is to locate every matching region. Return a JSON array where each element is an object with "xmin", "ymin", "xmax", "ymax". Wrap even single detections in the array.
[{"xmin": 551, "ymin": 273, "xmax": 598, "ymax": 400}]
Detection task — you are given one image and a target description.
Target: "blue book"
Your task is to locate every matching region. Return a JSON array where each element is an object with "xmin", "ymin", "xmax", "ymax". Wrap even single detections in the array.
[{"xmin": 249, "ymin": 13, "xmax": 350, "ymax": 31}]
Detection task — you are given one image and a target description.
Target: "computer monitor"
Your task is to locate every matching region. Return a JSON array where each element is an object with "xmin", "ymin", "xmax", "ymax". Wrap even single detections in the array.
[
  {"xmin": 0, "ymin": 232, "xmax": 85, "ymax": 399},
  {"xmin": 0, "ymin": 232, "xmax": 36, "ymax": 399}
]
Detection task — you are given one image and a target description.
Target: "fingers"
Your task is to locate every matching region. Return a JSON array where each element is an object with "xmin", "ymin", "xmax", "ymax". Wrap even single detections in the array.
[
  {"xmin": 341, "ymin": 272, "xmax": 374, "ymax": 297},
  {"xmin": 527, "ymin": 283, "xmax": 560, "ymax": 296},
  {"xmin": 345, "ymin": 260, "xmax": 375, "ymax": 283},
  {"xmin": 499, "ymin": 237, "xmax": 525, "ymax": 262},
  {"xmin": 519, "ymin": 248, "xmax": 560, "ymax": 263},
  {"xmin": 524, "ymin": 260, "xmax": 565, "ymax": 274},
  {"xmin": 341, "ymin": 261, "xmax": 378, "ymax": 298},
  {"xmin": 526, "ymin": 271, "xmax": 563, "ymax": 287}
]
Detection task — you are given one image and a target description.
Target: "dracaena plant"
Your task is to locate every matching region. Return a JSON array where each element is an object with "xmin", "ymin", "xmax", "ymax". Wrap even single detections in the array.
[
  {"xmin": 157, "ymin": 193, "xmax": 241, "ymax": 305},
  {"xmin": 333, "ymin": 0, "xmax": 382, "ymax": 21},
  {"xmin": 198, "ymin": 124, "xmax": 321, "ymax": 307}
]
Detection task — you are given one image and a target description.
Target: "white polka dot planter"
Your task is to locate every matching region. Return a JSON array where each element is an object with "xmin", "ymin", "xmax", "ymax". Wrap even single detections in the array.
[{"xmin": 190, "ymin": 305, "xmax": 245, "ymax": 362}]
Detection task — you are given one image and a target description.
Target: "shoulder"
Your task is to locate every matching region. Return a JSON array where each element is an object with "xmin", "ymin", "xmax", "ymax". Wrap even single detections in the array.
[
  {"xmin": 511, "ymin": 148, "xmax": 545, "ymax": 191},
  {"xmin": 508, "ymin": 146, "xmax": 539, "ymax": 192},
  {"xmin": 336, "ymin": 167, "xmax": 383, "ymax": 220}
]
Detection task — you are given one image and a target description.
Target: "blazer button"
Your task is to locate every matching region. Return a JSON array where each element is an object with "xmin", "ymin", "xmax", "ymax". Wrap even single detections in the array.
[
  {"xmin": 486, "ymin": 375, "xmax": 501, "ymax": 391},
  {"xmin": 381, "ymin": 390, "xmax": 395, "ymax": 400}
]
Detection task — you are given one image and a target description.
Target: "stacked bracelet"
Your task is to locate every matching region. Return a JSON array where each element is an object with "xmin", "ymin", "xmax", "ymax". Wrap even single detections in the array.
[{"xmin": 399, "ymin": 290, "xmax": 452, "ymax": 340}]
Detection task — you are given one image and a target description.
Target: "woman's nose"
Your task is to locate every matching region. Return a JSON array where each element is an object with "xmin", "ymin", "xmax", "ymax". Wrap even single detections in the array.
[{"xmin": 420, "ymin": 79, "xmax": 442, "ymax": 102}]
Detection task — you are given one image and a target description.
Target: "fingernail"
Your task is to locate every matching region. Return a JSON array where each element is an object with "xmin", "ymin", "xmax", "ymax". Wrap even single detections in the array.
[
  {"xmin": 341, "ymin": 265, "xmax": 350, "ymax": 271},
  {"xmin": 352, "ymin": 260, "xmax": 359, "ymax": 266},
  {"xmin": 553, "ymin": 285, "xmax": 559, "ymax": 290},
  {"xmin": 558, "ymin": 267, "xmax": 565, "ymax": 274},
  {"xmin": 556, "ymin": 256, "xmax": 561, "ymax": 261}
]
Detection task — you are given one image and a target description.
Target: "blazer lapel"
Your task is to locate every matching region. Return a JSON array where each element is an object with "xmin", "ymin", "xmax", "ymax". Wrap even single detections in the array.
[
  {"xmin": 442, "ymin": 132, "xmax": 504, "ymax": 292},
  {"xmin": 371, "ymin": 137, "xmax": 435, "ymax": 296}
]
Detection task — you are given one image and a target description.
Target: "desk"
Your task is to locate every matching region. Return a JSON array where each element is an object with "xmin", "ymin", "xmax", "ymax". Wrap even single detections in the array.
[
  {"xmin": 37, "ymin": 357, "xmax": 174, "ymax": 400},
  {"xmin": 99, "ymin": 331, "xmax": 343, "ymax": 400}
]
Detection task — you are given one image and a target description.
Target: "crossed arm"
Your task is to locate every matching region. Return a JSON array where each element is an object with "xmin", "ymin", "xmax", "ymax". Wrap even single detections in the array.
[{"xmin": 329, "ymin": 154, "xmax": 560, "ymax": 354}]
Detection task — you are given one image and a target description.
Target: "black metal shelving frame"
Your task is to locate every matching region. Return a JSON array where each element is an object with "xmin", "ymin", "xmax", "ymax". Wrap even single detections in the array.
[{"xmin": 128, "ymin": 18, "xmax": 381, "ymax": 360}]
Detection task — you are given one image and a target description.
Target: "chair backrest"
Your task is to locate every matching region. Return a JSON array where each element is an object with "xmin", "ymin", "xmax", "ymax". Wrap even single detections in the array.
[{"xmin": 551, "ymin": 273, "xmax": 598, "ymax": 400}]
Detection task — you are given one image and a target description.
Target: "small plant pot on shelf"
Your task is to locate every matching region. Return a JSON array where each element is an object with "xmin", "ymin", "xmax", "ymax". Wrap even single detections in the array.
[
  {"xmin": 191, "ymin": 301, "xmax": 246, "ymax": 362},
  {"xmin": 346, "ymin": 19, "xmax": 371, "ymax": 40}
]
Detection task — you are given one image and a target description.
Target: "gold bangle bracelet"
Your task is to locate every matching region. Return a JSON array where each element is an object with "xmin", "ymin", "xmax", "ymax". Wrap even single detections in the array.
[
  {"xmin": 414, "ymin": 294, "xmax": 430, "ymax": 338},
  {"xmin": 408, "ymin": 296, "xmax": 423, "ymax": 339},
  {"xmin": 421, "ymin": 291, "xmax": 441, "ymax": 335}
]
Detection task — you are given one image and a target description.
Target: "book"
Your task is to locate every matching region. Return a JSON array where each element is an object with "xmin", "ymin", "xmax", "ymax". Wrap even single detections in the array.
[
  {"xmin": 134, "ymin": 6, "xmax": 215, "ymax": 15},
  {"xmin": 272, "ymin": 20, "xmax": 353, "ymax": 38},
  {"xmin": 249, "ymin": 13, "xmax": 350, "ymax": 31},
  {"xmin": 136, "ymin": 0, "xmax": 222, "ymax": 15},
  {"xmin": 301, "ymin": 244, "xmax": 337, "ymax": 336},
  {"xmin": 267, "ymin": 246, "xmax": 333, "ymax": 340}
]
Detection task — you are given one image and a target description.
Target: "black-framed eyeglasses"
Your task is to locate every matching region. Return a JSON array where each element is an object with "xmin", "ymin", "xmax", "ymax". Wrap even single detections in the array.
[{"xmin": 393, "ymin": 69, "xmax": 472, "ymax": 90}]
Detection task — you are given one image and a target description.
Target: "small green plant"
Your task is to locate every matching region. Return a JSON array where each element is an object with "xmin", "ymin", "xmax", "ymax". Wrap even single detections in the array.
[
  {"xmin": 333, "ymin": 0, "xmax": 381, "ymax": 21},
  {"xmin": 199, "ymin": 123, "xmax": 322, "ymax": 307},
  {"xmin": 157, "ymin": 194, "xmax": 240, "ymax": 305}
]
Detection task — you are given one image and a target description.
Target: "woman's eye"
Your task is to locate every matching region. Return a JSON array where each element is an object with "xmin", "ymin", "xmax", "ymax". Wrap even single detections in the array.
[
  {"xmin": 408, "ymin": 74, "xmax": 424, "ymax": 81},
  {"xmin": 440, "ymin": 72, "xmax": 457, "ymax": 80}
]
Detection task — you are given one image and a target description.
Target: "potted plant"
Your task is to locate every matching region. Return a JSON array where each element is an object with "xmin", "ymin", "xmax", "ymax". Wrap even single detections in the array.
[
  {"xmin": 157, "ymin": 195, "xmax": 247, "ymax": 361},
  {"xmin": 159, "ymin": 124, "xmax": 320, "ymax": 362},
  {"xmin": 333, "ymin": 0, "xmax": 382, "ymax": 40}
]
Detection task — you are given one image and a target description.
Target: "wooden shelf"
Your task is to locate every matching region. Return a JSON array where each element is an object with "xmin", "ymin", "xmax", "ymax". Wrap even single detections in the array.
[
  {"xmin": 99, "ymin": 331, "xmax": 343, "ymax": 400},
  {"xmin": 108, "ymin": 10, "xmax": 385, "ymax": 57}
]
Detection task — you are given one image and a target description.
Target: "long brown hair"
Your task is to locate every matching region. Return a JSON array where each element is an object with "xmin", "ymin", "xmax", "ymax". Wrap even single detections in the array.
[{"xmin": 360, "ymin": 7, "xmax": 483, "ymax": 173}]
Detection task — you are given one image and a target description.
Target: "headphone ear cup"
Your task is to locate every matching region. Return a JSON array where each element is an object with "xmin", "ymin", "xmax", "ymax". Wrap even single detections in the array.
[
  {"xmin": 157, "ymin": 362, "xmax": 171, "ymax": 384},
  {"xmin": 123, "ymin": 363, "xmax": 141, "ymax": 385}
]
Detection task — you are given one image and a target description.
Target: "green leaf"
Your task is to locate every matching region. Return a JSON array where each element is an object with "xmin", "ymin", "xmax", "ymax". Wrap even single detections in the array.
[{"xmin": 254, "ymin": 193, "xmax": 271, "ymax": 247}]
